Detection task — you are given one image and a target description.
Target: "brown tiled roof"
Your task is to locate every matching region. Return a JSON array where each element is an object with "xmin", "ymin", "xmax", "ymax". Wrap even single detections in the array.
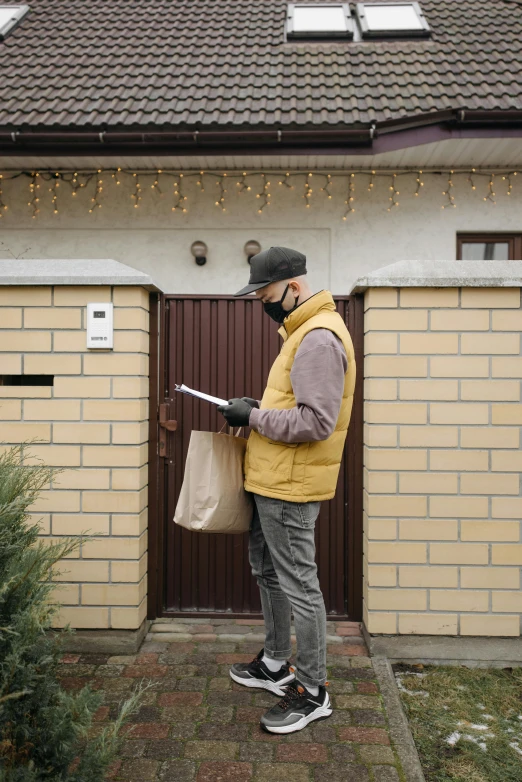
[{"xmin": 0, "ymin": 0, "xmax": 521, "ymax": 129}]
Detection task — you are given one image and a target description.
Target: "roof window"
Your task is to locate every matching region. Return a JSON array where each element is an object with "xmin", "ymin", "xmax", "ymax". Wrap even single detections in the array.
[
  {"xmin": 355, "ymin": 2, "xmax": 430, "ymax": 38},
  {"xmin": 287, "ymin": 3, "xmax": 353, "ymax": 39},
  {"xmin": 0, "ymin": 4, "xmax": 29, "ymax": 41}
]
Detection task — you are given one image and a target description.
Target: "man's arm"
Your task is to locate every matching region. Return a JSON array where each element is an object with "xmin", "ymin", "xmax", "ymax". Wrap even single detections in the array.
[{"xmin": 249, "ymin": 329, "xmax": 348, "ymax": 443}]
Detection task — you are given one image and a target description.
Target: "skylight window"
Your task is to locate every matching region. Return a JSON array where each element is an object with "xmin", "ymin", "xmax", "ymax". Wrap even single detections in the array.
[
  {"xmin": 287, "ymin": 3, "xmax": 353, "ymax": 39},
  {"xmin": 356, "ymin": 2, "xmax": 430, "ymax": 38},
  {"xmin": 0, "ymin": 4, "xmax": 29, "ymax": 41}
]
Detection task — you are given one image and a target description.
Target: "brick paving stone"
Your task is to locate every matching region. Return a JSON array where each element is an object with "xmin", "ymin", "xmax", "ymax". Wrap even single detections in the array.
[
  {"xmin": 329, "ymin": 667, "xmax": 375, "ymax": 681},
  {"xmin": 329, "ymin": 744, "xmax": 357, "ymax": 763},
  {"xmin": 166, "ymin": 642, "xmax": 196, "ymax": 653},
  {"xmin": 79, "ymin": 653, "xmax": 110, "ymax": 665},
  {"xmin": 139, "ymin": 642, "xmax": 166, "ymax": 654},
  {"xmin": 358, "ymin": 745, "xmax": 396, "ymax": 764},
  {"xmin": 328, "ymin": 711, "xmax": 353, "ymax": 726},
  {"xmin": 169, "ymin": 722, "xmax": 197, "ymax": 739},
  {"xmin": 58, "ymin": 677, "xmax": 90, "ymax": 691},
  {"xmin": 249, "ymin": 726, "xmax": 283, "ymax": 742},
  {"xmin": 105, "ymin": 758, "xmax": 122, "ymax": 779},
  {"xmin": 196, "ymin": 663, "xmax": 220, "ymax": 676},
  {"xmin": 236, "ymin": 619, "xmax": 265, "ymax": 625},
  {"xmin": 187, "ymin": 624, "xmax": 214, "ymax": 633},
  {"xmin": 184, "ymin": 740, "xmax": 238, "ymax": 760},
  {"xmin": 236, "ymin": 707, "xmax": 266, "ymax": 723},
  {"xmin": 160, "ymin": 706, "xmax": 208, "ymax": 723},
  {"xmin": 144, "ymin": 739, "xmax": 183, "ymax": 759},
  {"xmin": 60, "ymin": 654, "xmax": 81, "ymax": 663},
  {"xmin": 128, "ymin": 705, "xmax": 161, "ymax": 723},
  {"xmin": 158, "ymin": 692, "xmax": 203, "ymax": 706},
  {"xmin": 313, "ymin": 763, "xmax": 369, "ymax": 782},
  {"xmin": 119, "ymin": 758, "xmax": 159, "ymax": 780},
  {"xmin": 335, "ymin": 695, "xmax": 381, "ymax": 709},
  {"xmin": 208, "ymin": 706, "xmax": 234, "ymax": 723},
  {"xmin": 198, "ymin": 723, "xmax": 249, "ymax": 741},
  {"xmin": 208, "ymin": 677, "xmax": 231, "ymax": 690},
  {"xmin": 276, "ymin": 743, "xmax": 328, "ymax": 763},
  {"xmin": 336, "ymin": 627, "xmax": 362, "ymax": 636},
  {"xmin": 193, "ymin": 634, "xmax": 219, "ymax": 642},
  {"xmin": 352, "ymin": 709, "xmax": 387, "ymax": 727},
  {"xmin": 350, "ymin": 657, "xmax": 373, "ymax": 668},
  {"xmin": 107, "ymin": 655, "xmax": 136, "ymax": 665},
  {"xmin": 372, "ymin": 766, "xmax": 400, "ymax": 781},
  {"xmin": 335, "ymin": 621, "xmax": 361, "ymax": 628},
  {"xmin": 312, "ymin": 725, "xmax": 337, "ymax": 743},
  {"xmin": 94, "ymin": 664, "xmax": 124, "ymax": 678},
  {"xmin": 196, "ymin": 643, "xmax": 236, "ymax": 654},
  {"xmin": 135, "ymin": 653, "xmax": 160, "ymax": 664},
  {"xmin": 216, "ymin": 654, "xmax": 254, "ymax": 664},
  {"xmin": 57, "ymin": 663, "xmax": 97, "ymax": 677},
  {"xmin": 329, "ymin": 680, "xmax": 354, "ymax": 694},
  {"xmin": 122, "ymin": 722, "xmax": 170, "ymax": 739},
  {"xmin": 252, "ymin": 692, "xmax": 277, "ymax": 707},
  {"xmin": 357, "ymin": 681, "xmax": 379, "ymax": 694},
  {"xmin": 327, "ymin": 645, "xmax": 367, "ymax": 657},
  {"xmin": 283, "ymin": 726, "xmax": 314, "ymax": 743},
  {"xmin": 123, "ymin": 664, "xmax": 169, "ymax": 678},
  {"xmin": 239, "ymin": 743, "xmax": 275, "ymax": 762},
  {"xmin": 207, "ymin": 691, "xmax": 252, "ymax": 706},
  {"xmin": 95, "ymin": 677, "xmax": 135, "ymax": 693},
  {"xmin": 197, "ymin": 761, "xmax": 253, "ymax": 781},
  {"xmin": 120, "ymin": 739, "xmax": 147, "ymax": 757},
  {"xmin": 215, "ymin": 625, "xmax": 248, "ymax": 634},
  {"xmin": 160, "ymin": 759, "xmax": 196, "ymax": 781},
  {"xmin": 93, "ymin": 705, "xmax": 110, "ymax": 721},
  {"xmin": 178, "ymin": 676, "xmax": 208, "ymax": 691},
  {"xmin": 255, "ymin": 762, "xmax": 310, "ymax": 782},
  {"xmin": 338, "ymin": 727, "xmax": 390, "ymax": 745}
]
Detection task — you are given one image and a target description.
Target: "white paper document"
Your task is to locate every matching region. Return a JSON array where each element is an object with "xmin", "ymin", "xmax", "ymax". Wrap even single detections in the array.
[{"xmin": 174, "ymin": 383, "xmax": 228, "ymax": 406}]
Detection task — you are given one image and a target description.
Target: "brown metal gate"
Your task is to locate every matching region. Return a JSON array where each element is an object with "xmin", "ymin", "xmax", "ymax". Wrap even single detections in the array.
[{"xmin": 147, "ymin": 293, "xmax": 363, "ymax": 620}]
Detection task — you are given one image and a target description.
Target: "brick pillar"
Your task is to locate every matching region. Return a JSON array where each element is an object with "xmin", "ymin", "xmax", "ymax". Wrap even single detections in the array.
[
  {"xmin": 0, "ymin": 284, "xmax": 150, "ymax": 632},
  {"xmin": 363, "ymin": 285, "xmax": 522, "ymax": 638}
]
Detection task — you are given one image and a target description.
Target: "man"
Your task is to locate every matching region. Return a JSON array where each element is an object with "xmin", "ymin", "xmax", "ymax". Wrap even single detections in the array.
[{"xmin": 217, "ymin": 246, "xmax": 356, "ymax": 734}]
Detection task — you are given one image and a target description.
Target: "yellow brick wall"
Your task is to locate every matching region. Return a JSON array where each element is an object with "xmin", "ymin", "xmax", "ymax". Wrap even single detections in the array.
[
  {"xmin": 0, "ymin": 285, "xmax": 150, "ymax": 631},
  {"xmin": 364, "ymin": 286, "xmax": 522, "ymax": 637}
]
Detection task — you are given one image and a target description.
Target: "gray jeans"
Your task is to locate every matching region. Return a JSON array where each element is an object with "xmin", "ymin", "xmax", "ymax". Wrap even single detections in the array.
[{"xmin": 249, "ymin": 492, "xmax": 326, "ymax": 687}]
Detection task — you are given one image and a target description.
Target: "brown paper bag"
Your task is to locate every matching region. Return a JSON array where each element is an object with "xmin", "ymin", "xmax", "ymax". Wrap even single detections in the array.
[{"xmin": 173, "ymin": 427, "xmax": 253, "ymax": 534}]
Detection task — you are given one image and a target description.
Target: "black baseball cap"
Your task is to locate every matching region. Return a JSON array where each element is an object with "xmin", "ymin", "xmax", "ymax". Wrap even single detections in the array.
[{"xmin": 234, "ymin": 246, "xmax": 307, "ymax": 296}]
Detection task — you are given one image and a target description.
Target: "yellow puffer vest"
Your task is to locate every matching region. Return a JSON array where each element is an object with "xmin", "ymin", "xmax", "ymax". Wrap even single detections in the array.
[{"xmin": 244, "ymin": 290, "xmax": 356, "ymax": 503}]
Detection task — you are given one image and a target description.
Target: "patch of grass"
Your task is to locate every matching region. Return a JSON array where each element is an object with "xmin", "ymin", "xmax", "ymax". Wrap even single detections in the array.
[{"xmin": 393, "ymin": 664, "xmax": 522, "ymax": 782}]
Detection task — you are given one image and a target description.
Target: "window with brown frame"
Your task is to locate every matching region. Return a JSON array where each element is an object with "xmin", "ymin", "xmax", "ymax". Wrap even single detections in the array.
[{"xmin": 457, "ymin": 233, "xmax": 522, "ymax": 261}]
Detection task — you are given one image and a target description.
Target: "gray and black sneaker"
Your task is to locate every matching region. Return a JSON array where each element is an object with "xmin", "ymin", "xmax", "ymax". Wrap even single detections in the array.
[
  {"xmin": 229, "ymin": 648, "xmax": 296, "ymax": 696},
  {"xmin": 260, "ymin": 680, "xmax": 332, "ymax": 734}
]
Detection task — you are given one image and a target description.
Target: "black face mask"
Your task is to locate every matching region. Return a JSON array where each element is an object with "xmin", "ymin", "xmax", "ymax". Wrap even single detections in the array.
[{"xmin": 263, "ymin": 284, "xmax": 300, "ymax": 324}]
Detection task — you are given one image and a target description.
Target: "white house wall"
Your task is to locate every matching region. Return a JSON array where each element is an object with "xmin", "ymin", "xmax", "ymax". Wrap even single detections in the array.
[{"xmin": 0, "ymin": 168, "xmax": 521, "ymax": 294}]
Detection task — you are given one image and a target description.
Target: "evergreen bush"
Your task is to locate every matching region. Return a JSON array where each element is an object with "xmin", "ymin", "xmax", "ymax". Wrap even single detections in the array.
[{"xmin": 0, "ymin": 444, "xmax": 147, "ymax": 781}]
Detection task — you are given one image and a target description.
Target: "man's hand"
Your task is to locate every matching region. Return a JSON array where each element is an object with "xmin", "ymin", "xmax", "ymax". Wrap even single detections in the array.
[
  {"xmin": 217, "ymin": 398, "xmax": 254, "ymax": 427},
  {"xmin": 241, "ymin": 397, "xmax": 260, "ymax": 409}
]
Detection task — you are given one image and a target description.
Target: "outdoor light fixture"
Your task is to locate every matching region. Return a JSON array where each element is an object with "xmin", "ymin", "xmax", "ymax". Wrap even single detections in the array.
[
  {"xmin": 191, "ymin": 240, "xmax": 208, "ymax": 266},
  {"xmin": 244, "ymin": 240, "xmax": 261, "ymax": 263}
]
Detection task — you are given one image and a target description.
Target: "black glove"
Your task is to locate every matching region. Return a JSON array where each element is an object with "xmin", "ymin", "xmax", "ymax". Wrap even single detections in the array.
[
  {"xmin": 217, "ymin": 397, "xmax": 254, "ymax": 427},
  {"xmin": 241, "ymin": 397, "xmax": 260, "ymax": 409}
]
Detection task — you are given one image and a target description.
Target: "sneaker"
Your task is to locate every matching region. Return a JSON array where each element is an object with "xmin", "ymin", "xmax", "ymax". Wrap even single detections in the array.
[
  {"xmin": 229, "ymin": 648, "xmax": 296, "ymax": 696},
  {"xmin": 260, "ymin": 680, "xmax": 332, "ymax": 734}
]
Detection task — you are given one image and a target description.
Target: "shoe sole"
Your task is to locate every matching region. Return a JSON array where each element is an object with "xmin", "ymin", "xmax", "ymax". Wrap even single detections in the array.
[
  {"xmin": 261, "ymin": 699, "xmax": 333, "ymax": 734},
  {"xmin": 229, "ymin": 669, "xmax": 295, "ymax": 696}
]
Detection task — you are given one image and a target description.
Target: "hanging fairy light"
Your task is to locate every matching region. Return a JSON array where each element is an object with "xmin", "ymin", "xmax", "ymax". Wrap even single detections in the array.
[
  {"xmin": 172, "ymin": 173, "xmax": 188, "ymax": 213},
  {"xmin": 196, "ymin": 170, "xmax": 205, "ymax": 192},
  {"xmin": 320, "ymin": 173, "xmax": 333, "ymax": 199},
  {"xmin": 441, "ymin": 170, "xmax": 456, "ymax": 209},
  {"xmin": 256, "ymin": 173, "xmax": 270, "ymax": 212},
  {"xmin": 111, "ymin": 167, "xmax": 122, "ymax": 186},
  {"xmin": 28, "ymin": 171, "xmax": 39, "ymax": 218},
  {"xmin": 89, "ymin": 169, "xmax": 103, "ymax": 213},
  {"xmin": 215, "ymin": 172, "xmax": 227, "ymax": 211},
  {"xmin": 502, "ymin": 172, "xmax": 515, "ymax": 196},
  {"xmin": 0, "ymin": 174, "xmax": 7, "ymax": 217},
  {"xmin": 368, "ymin": 170, "xmax": 375, "ymax": 192},
  {"xmin": 303, "ymin": 172, "xmax": 313, "ymax": 208},
  {"xmin": 468, "ymin": 168, "xmax": 476, "ymax": 191},
  {"xmin": 415, "ymin": 170, "xmax": 424, "ymax": 197},
  {"xmin": 484, "ymin": 173, "xmax": 496, "ymax": 204},
  {"xmin": 151, "ymin": 169, "xmax": 163, "ymax": 194},
  {"xmin": 388, "ymin": 173, "xmax": 399, "ymax": 211},
  {"xmin": 237, "ymin": 171, "xmax": 250, "ymax": 194},
  {"xmin": 278, "ymin": 171, "xmax": 293, "ymax": 189},
  {"xmin": 131, "ymin": 173, "xmax": 142, "ymax": 208},
  {"xmin": 49, "ymin": 173, "xmax": 60, "ymax": 214},
  {"xmin": 342, "ymin": 173, "xmax": 355, "ymax": 220}
]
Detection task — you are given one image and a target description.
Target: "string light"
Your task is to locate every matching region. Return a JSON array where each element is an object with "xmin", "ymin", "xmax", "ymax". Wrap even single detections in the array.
[
  {"xmin": 320, "ymin": 173, "xmax": 333, "ymax": 199},
  {"xmin": 256, "ymin": 173, "xmax": 271, "ymax": 212},
  {"xmin": 442, "ymin": 170, "xmax": 456, "ymax": 209},
  {"xmin": 0, "ymin": 167, "xmax": 518, "ymax": 221},
  {"xmin": 388, "ymin": 173, "xmax": 399, "ymax": 211},
  {"xmin": 89, "ymin": 169, "xmax": 103, "ymax": 213},
  {"xmin": 342, "ymin": 173, "xmax": 355, "ymax": 219},
  {"xmin": 484, "ymin": 173, "xmax": 496, "ymax": 204},
  {"xmin": 304, "ymin": 172, "xmax": 313, "ymax": 208},
  {"xmin": 415, "ymin": 170, "xmax": 424, "ymax": 197}
]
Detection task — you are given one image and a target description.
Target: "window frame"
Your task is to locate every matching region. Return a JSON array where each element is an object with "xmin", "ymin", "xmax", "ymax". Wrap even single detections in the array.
[
  {"xmin": 0, "ymin": 4, "xmax": 29, "ymax": 41},
  {"xmin": 457, "ymin": 232, "xmax": 522, "ymax": 261},
  {"xmin": 286, "ymin": 2, "xmax": 354, "ymax": 40},
  {"xmin": 355, "ymin": 2, "xmax": 430, "ymax": 39}
]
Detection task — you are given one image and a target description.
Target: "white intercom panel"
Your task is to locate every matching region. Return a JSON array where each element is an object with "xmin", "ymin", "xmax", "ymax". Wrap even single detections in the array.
[{"xmin": 86, "ymin": 302, "xmax": 114, "ymax": 349}]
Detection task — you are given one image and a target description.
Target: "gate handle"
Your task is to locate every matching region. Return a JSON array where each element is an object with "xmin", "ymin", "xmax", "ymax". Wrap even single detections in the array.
[{"xmin": 159, "ymin": 404, "xmax": 177, "ymax": 431}]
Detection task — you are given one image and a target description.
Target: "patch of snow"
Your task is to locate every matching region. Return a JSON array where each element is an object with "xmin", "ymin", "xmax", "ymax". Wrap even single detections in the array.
[
  {"xmin": 509, "ymin": 742, "xmax": 522, "ymax": 756},
  {"xmin": 446, "ymin": 731, "xmax": 461, "ymax": 746},
  {"xmin": 463, "ymin": 734, "xmax": 488, "ymax": 751},
  {"xmin": 456, "ymin": 685, "xmax": 466, "ymax": 691},
  {"xmin": 483, "ymin": 715, "xmax": 494, "ymax": 721}
]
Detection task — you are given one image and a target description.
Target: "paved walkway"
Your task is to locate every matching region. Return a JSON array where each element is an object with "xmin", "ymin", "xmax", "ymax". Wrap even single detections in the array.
[{"xmin": 58, "ymin": 619, "xmax": 402, "ymax": 781}]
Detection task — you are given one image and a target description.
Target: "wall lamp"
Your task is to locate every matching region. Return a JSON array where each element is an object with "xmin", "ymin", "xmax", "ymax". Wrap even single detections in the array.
[
  {"xmin": 191, "ymin": 240, "xmax": 208, "ymax": 266},
  {"xmin": 244, "ymin": 240, "xmax": 261, "ymax": 263}
]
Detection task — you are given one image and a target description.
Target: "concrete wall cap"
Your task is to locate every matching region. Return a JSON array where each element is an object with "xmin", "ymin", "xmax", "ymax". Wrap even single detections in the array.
[
  {"xmin": 350, "ymin": 260, "xmax": 522, "ymax": 293},
  {"xmin": 0, "ymin": 259, "xmax": 164, "ymax": 291}
]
